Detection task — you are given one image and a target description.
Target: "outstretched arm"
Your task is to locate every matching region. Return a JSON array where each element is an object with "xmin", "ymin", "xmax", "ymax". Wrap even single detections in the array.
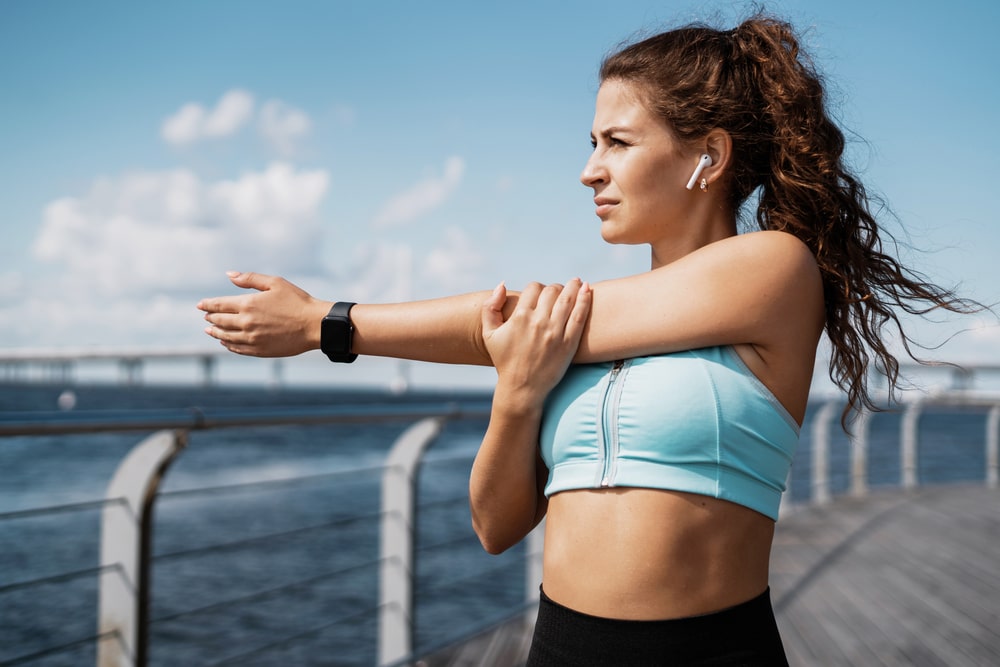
[
  {"xmin": 470, "ymin": 279, "xmax": 591, "ymax": 554},
  {"xmin": 198, "ymin": 231, "xmax": 823, "ymax": 368},
  {"xmin": 197, "ymin": 271, "xmax": 503, "ymax": 365}
]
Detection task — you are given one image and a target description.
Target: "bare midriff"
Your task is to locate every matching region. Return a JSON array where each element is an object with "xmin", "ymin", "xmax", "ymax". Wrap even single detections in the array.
[{"xmin": 541, "ymin": 487, "xmax": 774, "ymax": 620}]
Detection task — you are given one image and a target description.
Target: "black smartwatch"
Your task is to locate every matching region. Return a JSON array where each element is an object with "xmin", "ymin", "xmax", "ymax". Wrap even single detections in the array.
[{"xmin": 320, "ymin": 302, "xmax": 357, "ymax": 363}]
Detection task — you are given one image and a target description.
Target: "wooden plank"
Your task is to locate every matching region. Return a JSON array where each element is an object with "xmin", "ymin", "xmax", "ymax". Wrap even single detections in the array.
[{"xmin": 772, "ymin": 484, "xmax": 1000, "ymax": 667}]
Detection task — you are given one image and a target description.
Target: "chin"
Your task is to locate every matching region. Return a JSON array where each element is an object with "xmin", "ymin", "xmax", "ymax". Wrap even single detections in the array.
[
  {"xmin": 600, "ymin": 221, "xmax": 623, "ymax": 244},
  {"xmin": 600, "ymin": 224, "xmax": 639, "ymax": 246}
]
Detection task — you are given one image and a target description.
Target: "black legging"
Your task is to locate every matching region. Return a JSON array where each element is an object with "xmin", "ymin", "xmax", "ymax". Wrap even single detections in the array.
[{"xmin": 526, "ymin": 586, "xmax": 789, "ymax": 666}]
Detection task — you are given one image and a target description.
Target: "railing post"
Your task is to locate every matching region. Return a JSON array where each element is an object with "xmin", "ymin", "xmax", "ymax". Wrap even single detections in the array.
[
  {"xmin": 901, "ymin": 401, "xmax": 922, "ymax": 489},
  {"xmin": 378, "ymin": 417, "xmax": 444, "ymax": 667},
  {"xmin": 98, "ymin": 429, "xmax": 187, "ymax": 667},
  {"xmin": 987, "ymin": 405, "xmax": 999, "ymax": 489},
  {"xmin": 850, "ymin": 408, "xmax": 871, "ymax": 497},
  {"xmin": 811, "ymin": 401, "xmax": 838, "ymax": 505}
]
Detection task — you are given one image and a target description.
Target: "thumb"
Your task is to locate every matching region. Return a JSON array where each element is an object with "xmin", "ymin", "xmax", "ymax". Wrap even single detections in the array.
[
  {"xmin": 481, "ymin": 282, "xmax": 507, "ymax": 336},
  {"xmin": 227, "ymin": 271, "xmax": 274, "ymax": 292}
]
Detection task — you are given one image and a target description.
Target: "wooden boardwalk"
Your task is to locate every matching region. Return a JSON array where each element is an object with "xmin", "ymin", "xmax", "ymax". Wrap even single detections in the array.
[{"xmin": 422, "ymin": 484, "xmax": 1000, "ymax": 666}]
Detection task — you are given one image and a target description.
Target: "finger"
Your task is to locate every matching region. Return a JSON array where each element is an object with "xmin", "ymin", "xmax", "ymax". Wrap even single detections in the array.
[
  {"xmin": 548, "ymin": 278, "xmax": 582, "ymax": 322},
  {"xmin": 481, "ymin": 282, "xmax": 507, "ymax": 336},
  {"xmin": 564, "ymin": 281, "xmax": 592, "ymax": 343},
  {"xmin": 196, "ymin": 296, "xmax": 243, "ymax": 314},
  {"xmin": 203, "ymin": 312, "xmax": 244, "ymax": 331},
  {"xmin": 204, "ymin": 323, "xmax": 238, "ymax": 343},
  {"xmin": 516, "ymin": 282, "xmax": 544, "ymax": 311},
  {"xmin": 228, "ymin": 271, "xmax": 276, "ymax": 292},
  {"xmin": 534, "ymin": 282, "xmax": 566, "ymax": 317},
  {"xmin": 217, "ymin": 339, "xmax": 254, "ymax": 357}
]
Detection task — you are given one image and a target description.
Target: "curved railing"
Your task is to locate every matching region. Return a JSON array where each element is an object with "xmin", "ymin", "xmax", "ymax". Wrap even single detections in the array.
[{"xmin": 1, "ymin": 390, "xmax": 998, "ymax": 666}]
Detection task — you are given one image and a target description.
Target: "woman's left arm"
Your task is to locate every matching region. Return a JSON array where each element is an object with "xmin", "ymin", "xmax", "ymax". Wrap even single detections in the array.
[
  {"xmin": 198, "ymin": 231, "xmax": 822, "ymax": 366},
  {"xmin": 469, "ymin": 279, "xmax": 591, "ymax": 554}
]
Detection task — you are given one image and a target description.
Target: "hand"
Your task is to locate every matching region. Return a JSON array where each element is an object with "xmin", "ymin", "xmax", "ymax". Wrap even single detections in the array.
[
  {"xmin": 481, "ymin": 278, "xmax": 591, "ymax": 409},
  {"xmin": 196, "ymin": 271, "xmax": 330, "ymax": 357}
]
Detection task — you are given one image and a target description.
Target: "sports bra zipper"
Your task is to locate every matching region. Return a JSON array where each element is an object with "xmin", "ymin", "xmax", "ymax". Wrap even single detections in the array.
[{"xmin": 600, "ymin": 359, "xmax": 626, "ymax": 488}]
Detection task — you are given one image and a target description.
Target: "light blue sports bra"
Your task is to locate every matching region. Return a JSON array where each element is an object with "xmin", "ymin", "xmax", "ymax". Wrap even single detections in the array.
[{"xmin": 538, "ymin": 346, "xmax": 800, "ymax": 520}]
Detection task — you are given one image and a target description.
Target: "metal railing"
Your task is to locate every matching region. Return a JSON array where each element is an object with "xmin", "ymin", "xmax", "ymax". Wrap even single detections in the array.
[
  {"xmin": 2, "ymin": 389, "xmax": 999, "ymax": 666},
  {"xmin": 795, "ymin": 391, "xmax": 1000, "ymax": 515}
]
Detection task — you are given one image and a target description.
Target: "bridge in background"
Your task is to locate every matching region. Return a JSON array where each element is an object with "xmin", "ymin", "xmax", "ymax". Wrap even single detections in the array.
[
  {"xmin": 2, "ymin": 346, "xmax": 1000, "ymax": 393},
  {"xmin": 0, "ymin": 348, "xmax": 227, "ymax": 386}
]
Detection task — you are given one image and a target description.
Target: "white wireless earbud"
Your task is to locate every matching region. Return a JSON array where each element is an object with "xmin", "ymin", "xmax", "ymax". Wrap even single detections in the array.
[{"xmin": 685, "ymin": 154, "xmax": 713, "ymax": 190}]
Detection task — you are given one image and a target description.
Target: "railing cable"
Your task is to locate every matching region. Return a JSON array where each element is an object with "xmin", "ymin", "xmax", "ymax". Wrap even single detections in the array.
[
  {"xmin": 419, "ymin": 557, "xmax": 523, "ymax": 598},
  {"xmin": 205, "ymin": 605, "xmax": 380, "ymax": 666},
  {"xmin": 0, "ymin": 496, "xmax": 125, "ymax": 522},
  {"xmin": 153, "ymin": 510, "xmax": 383, "ymax": 562},
  {"xmin": 0, "ymin": 563, "xmax": 126, "ymax": 596},
  {"xmin": 150, "ymin": 559, "xmax": 380, "ymax": 625},
  {"xmin": 417, "ymin": 492, "xmax": 469, "ymax": 512},
  {"xmin": 157, "ymin": 464, "xmax": 384, "ymax": 500}
]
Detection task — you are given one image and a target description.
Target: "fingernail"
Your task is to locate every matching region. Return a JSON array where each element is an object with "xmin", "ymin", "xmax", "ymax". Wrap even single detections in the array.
[
  {"xmin": 582, "ymin": 281, "xmax": 591, "ymax": 293},
  {"xmin": 493, "ymin": 281, "xmax": 504, "ymax": 295},
  {"xmin": 226, "ymin": 270, "xmax": 240, "ymax": 278}
]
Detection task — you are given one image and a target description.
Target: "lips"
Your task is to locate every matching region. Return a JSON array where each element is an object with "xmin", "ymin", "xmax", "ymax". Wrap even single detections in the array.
[{"xmin": 593, "ymin": 197, "xmax": 618, "ymax": 217}]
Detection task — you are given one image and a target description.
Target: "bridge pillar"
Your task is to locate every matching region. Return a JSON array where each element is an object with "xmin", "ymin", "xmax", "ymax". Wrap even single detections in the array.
[
  {"xmin": 199, "ymin": 356, "xmax": 216, "ymax": 388},
  {"xmin": 119, "ymin": 359, "xmax": 143, "ymax": 386}
]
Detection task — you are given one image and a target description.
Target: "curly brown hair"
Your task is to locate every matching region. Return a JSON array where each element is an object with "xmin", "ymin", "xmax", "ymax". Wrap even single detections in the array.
[{"xmin": 600, "ymin": 14, "xmax": 981, "ymax": 424}]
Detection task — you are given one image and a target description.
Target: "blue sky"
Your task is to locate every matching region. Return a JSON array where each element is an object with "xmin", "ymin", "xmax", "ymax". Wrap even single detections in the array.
[{"xmin": 2, "ymin": 0, "xmax": 998, "ymax": 388}]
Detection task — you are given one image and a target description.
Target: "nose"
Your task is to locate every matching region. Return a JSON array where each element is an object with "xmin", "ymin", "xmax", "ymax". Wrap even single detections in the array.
[{"xmin": 580, "ymin": 151, "xmax": 607, "ymax": 189}]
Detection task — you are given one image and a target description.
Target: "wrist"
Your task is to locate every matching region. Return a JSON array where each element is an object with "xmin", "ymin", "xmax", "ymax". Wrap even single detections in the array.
[
  {"xmin": 490, "ymin": 382, "xmax": 547, "ymax": 419},
  {"xmin": 308, "ymin": 299, "xmax": 334, "ymax": 350}
]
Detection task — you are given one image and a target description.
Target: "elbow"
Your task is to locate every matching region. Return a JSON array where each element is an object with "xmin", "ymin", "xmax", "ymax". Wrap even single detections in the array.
[
  {"xmin": 471, "ymin": 518, "xmax": 518, "ymax": 555},
  {"xmin": 479, "ymin": 538, "xmax": 510, "ymax": 556}
]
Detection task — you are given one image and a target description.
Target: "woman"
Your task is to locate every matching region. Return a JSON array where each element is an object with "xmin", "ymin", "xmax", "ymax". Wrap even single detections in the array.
[{"xmin": 198, "ymin": 14, "xmax": 974, "ymax": 665}]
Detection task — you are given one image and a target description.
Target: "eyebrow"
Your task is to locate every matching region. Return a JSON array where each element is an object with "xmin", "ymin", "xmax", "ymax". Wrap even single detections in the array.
[{"xmin": 591, "ymin": 126, "xmax": 636, "ymax": 141}]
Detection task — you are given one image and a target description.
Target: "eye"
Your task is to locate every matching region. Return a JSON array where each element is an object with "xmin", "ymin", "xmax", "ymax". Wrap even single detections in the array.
[{"xmin": 609, "ymin": 136, "xmax": 628, "ymax": 147}]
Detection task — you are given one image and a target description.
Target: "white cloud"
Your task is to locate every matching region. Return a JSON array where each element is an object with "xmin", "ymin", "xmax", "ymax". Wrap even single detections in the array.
[
  {"xmin": 258, "ymin": 99, "xmax": 312, "ymax": 155},
  {"xmin": 372, "ymin": 156, "xmax": 465, "ymax": 229},
  {"xmin": 340, "ymin": 242, "xmax": 415, "ymax": 304},
  {"xmin": 422, "ymin": 226, "xmax": 486, "ymax": 293},
  {"xmin": 32, "ymin": 163, "xmax": 330, "ymax": 299},
  {"xmin": 161, "ymin": 89, "xmax": 255, "ymax": 145}
]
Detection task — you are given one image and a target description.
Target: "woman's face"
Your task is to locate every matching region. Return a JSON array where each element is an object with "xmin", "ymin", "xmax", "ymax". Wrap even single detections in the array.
[{"xmin": 581, "ymin": 79, "xmax": 699, "ymax": 248}]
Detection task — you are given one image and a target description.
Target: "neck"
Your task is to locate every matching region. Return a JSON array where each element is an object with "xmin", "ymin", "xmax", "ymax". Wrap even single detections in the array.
[{"xmin": 649, "ymin": 200, "xmax": 738, "ymax": 269}]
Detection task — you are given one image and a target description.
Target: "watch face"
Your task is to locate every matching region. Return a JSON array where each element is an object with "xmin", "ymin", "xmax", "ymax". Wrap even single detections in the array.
[{"xmin": 322, "ymin": 317, "xmax": 352, "ymax": 355}]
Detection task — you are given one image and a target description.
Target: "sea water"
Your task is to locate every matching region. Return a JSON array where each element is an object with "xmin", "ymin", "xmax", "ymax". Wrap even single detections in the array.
[{"xmin": 0, "ymin": 383, "xmax": 991, "ymax": 666}]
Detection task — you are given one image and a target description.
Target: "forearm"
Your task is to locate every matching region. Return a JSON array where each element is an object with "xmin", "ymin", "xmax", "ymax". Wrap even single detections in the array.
[
  {"xmin": 469, "ymin": 386, "xmax": 548, "ymax": 554},
  {"xmin": 351, "ymin": 291, "xmax": 501, "ymax": 366}
]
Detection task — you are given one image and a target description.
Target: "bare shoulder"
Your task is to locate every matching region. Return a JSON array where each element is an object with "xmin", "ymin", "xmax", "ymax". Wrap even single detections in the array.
[
  {"xmin": 708, "ymin": 230, "xmax": 819, "ymax": 276},
  {"xmin": 670, "ymin": 230, "xmax": 822, "ymax": 305}
]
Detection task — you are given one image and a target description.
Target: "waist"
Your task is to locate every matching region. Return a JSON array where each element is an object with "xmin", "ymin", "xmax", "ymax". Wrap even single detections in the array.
[{"xmin": 541, "ymin": 487, "xmax": 774, "ymax": 620}]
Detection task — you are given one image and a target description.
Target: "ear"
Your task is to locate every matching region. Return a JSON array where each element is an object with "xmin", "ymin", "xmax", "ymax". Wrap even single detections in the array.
[{"xmin": 701, "ymin": 129, "xmax": 733, "ymax": 187}]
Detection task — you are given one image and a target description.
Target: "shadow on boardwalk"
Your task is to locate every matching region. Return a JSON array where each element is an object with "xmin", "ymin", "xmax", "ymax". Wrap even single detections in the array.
[{"xmin": 423, "ymin": 484, "xmax": 999, "ymax": 667}]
